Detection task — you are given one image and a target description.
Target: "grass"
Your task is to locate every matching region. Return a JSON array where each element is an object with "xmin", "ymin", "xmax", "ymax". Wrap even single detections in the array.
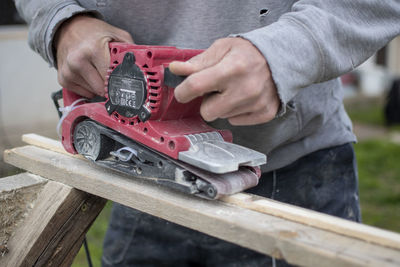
[
  {"xmin": 345, "ymin": 96, "xmax": 400, "ymax": 231},
  {"xmin": 355, "ymin": 140, "xmax": 400, "ymax": 231},
  {"xmin": 348, "ymin": 105, "xmax": 385, "ymax": 126},
  {"xmin": 344, "ymin": 95, "xmax": 386, "ymax": 126}
]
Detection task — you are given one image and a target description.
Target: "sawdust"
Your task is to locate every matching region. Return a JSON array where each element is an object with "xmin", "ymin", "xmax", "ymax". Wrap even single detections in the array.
[{"xmin": 0, "ymin": 183, "xmax": 43, "ymax": 256}]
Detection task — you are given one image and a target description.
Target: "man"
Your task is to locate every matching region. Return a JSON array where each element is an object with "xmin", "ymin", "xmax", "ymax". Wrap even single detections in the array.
[{"xmin": 15, "ymin": 0, "xmax": 400, "ymax": 266}]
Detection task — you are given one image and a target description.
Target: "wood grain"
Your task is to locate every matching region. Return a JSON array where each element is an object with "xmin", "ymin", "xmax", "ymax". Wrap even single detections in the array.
[
  {"xmin": 22, "ymin": 133, "xmax": 400, "ymax": 250},
  {"xmin": 0, "ymin": 173, "xmax": 47, "ymax": 250},
  {"xmin": 4, "ymin": 144, "xmax": 400, "ymax": 267},
  {"xmin": 1, "ymin": 179, "xmax": 106, "ymax": 267},
  {"xmin": 221, "ymin": 193, "xmax": 400, "ymax": 250}
]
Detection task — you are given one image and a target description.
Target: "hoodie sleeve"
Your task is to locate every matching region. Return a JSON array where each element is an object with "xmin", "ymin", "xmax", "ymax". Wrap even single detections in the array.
[
  {"xmin": 14, "ymin": 0, "xmax": 101, "ymax": 67},
  {"xmin": 235, "ymin": 0, "xmax": 400, "ymax": 114}
]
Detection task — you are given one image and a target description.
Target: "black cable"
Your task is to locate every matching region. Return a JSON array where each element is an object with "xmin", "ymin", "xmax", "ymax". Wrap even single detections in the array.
[{"xmin": 83, "ymin": 237, "xmax": 93, "ymax": 267}]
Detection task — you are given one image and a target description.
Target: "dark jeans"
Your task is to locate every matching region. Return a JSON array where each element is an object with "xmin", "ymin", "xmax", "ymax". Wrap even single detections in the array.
[{"xmin": 102, "ymin": 143, "xmax": 361, "ymax": 267}]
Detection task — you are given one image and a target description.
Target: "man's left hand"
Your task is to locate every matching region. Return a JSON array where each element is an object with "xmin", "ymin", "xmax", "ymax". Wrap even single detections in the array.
[{"xmin": 169, "ymin": 37, "xmax": 280, "ymax": 126}]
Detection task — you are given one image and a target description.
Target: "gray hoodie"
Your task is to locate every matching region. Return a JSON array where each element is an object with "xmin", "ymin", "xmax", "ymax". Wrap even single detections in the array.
[{"xmin": 15, "ymin": 0, "xmax": 400, "ymax": 172}]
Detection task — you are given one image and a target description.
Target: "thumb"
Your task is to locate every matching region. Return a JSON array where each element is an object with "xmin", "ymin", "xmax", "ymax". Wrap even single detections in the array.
[{"xmin": 169, "ymin": 38, "xmax": 230, "ymax": 76}]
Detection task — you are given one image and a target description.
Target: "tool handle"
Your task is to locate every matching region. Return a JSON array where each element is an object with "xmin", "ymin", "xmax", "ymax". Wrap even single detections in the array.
[{"xmin": 164, "ymin": 67, "xmax": 187, "ymax": 88}]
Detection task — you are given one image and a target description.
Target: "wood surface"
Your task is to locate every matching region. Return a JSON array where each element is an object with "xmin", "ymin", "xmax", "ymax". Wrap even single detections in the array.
[
  {"xmin": 22, "ymin": 134, "xmax": 400, "ymax": 250},
  {"xmin": 221, "ymin": 193, "xmax": 400, "ymax": 250},
  {"xmin": 0, "ymin": 173, "xmax": 47, "ymax": 252},
  {"xmin": 1, "ymin": 179, "xmax": 106, "ymax": 267},
  {"xmin": 3, "ymin": 135, "xmax": 400, "ymax": 267}
]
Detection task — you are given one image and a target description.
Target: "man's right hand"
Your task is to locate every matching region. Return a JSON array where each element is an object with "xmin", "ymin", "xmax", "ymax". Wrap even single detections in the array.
[{"xmin": 55, "ymin": 15, "xmax": 134, "ymax": 98}]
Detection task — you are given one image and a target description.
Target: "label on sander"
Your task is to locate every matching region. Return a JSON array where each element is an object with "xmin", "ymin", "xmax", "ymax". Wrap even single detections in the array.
[{"xmin": 105, "ymin": 52, "xmax": 151, "ymax": 121}]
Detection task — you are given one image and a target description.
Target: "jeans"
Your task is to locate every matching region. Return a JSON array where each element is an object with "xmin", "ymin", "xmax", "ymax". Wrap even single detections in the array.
[{"xmin": 102, "ymin": 143, "xmax": 361, "ymax": 267}]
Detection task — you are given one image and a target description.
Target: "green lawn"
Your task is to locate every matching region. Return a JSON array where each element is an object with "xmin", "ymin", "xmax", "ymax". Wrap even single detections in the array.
[
  {"xmin": 346, "ymin": 96, "xmax": 400, "ymax": 231},
  {"xmin": 355, "ymin": 140, "xmax": 400, "ymax": 231},
  {"xmin": 345, "ymin": 96, "xmax": 386, "ymax": 126}
]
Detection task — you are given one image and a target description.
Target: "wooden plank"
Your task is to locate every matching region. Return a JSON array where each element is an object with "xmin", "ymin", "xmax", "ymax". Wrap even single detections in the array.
[
  {"xmin": 222, "ymin": 193, "xmax": 400, "ymax": 251},
  {"xmin": 4, "ymin": 144, "xmax": 400, "ymax": 267},
  {"xmin": 2, "ymin": 179, "xmax": 106, "ymax": 266},
  {"xmin": 0, "ymin": 172, "xmax": 46, "ymax": 192},
  {"xmin": 0, "ymin": 173, "xmax": 47, "ymax": 252},
  {"xmin": 22, "ymin": 134, "xmax": 75, "ymax": 157},
  {"xmin": 22, "ymin": 133, "xmax": 400, "ymax": 250}
]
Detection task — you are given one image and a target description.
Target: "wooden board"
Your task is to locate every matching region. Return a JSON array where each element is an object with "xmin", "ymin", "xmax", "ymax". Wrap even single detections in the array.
[
  {"xmin": 222, "ymin": 193, "xmax": 400, "ymax": 250},
  {"xmin": 22, "ymin": 134, "xmax": 400, "ymax": 250},
  {"xmin": 4, "ymin": 142, "xmax": 400, "ymax": 267},
  {"xmin": 0, "ymin": 173, "xmax": 47, "ymax": 250},
  {"xmin": 2, "ymin": 179, "xmax": 106, "ymax": 266},
  {"xmin": 0, "ymin": 172, "xmax": 46, "ymax": 192}
]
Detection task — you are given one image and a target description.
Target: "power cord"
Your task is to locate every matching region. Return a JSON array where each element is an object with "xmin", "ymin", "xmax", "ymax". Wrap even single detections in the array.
[{"xmin": 83, "ymin": 237, "xmax": 93, "ymax": 267}]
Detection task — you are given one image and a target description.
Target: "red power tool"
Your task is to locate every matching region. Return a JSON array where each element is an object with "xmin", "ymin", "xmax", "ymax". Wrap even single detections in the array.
[{"xmin": 53, "ymin": 43, "xmax": 266, "ymax": 199}]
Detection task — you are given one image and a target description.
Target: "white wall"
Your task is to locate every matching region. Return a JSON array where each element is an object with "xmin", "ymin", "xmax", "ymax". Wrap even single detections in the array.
[
  {"xmin": 0, "ymin": 25, "xmax": 59, "ymax": 151},
  {"xmin": 356, "ymin": 37, "xmax": 400, "ymax": 97}
]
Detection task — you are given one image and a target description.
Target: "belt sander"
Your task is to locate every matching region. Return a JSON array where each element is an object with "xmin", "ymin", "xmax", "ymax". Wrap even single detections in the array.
[{"xmin": 53, "ymin": 43, "xmax": 266, "ymax": 199}]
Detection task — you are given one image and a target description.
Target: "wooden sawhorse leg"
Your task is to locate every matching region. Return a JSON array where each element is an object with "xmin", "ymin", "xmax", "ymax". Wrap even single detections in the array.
[{"xmin": 3, "ymin": 179, "xmax": 106, "ymax": 267}]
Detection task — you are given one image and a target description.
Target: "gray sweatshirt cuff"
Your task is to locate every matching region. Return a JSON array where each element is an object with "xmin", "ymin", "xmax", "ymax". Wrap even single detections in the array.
[
  {"xmin": 28, "ymin": 1, "xmax": 101, "ymax": 67},
  {"xmin": 234, "ymin": 17, "xmax": 323, "ymax": 116}
]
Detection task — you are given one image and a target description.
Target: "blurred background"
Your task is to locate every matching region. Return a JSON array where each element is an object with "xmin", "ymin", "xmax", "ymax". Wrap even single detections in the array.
[{"xmin": 1, "ymin": 1, "xmax": 399, "ymax": 266}]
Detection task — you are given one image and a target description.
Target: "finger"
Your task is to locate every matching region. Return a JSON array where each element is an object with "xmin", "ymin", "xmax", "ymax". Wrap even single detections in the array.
[
  {"xmin": 79, "ymin": 61, "xmax": 106, "ymax": 96},
  {"xmin": 169, "ymin": 38, "xmax": 231, "ymax": 76},
  {"xmin": 174, "ymin": 50, "xmax": 244, "ymax": 103},
  {"xmin": 91, "ymin": 42, "xmax": 111, "ymax": 83},
  {"xmin": 174, "ymin": 63, "xmax": 226, "ymax": 103},
  {"xmin": 227, "ymin": 100, "xmax": 279, "ymax": 126},
  {"xmin": 168, "ymin": 61, "xmax": 195, "ymax": 76},
  {"xmin": 199, "ymin": 93, "xmax": 223, "ymax": 121},
  {"xmin": 61, "ymin": 66, "xmax": 93, "ymax": 90},
  {"xmin": 218, "ymin": 89, "xmax": 271, "ymax": 119},
  {"xmin": 66, "ymin": 82, "xmax": 96, "ymax": 99},
  {"xmin": 218, "ymin": 101, "xmax": 256, "ymax": 120},
  {"xmin": 199, "ymin": 89, "xmax": 252, "ymax": 122},
  {"xmin": 228, "ymin": 111, "xmax": 272, "ymax": 126},
  {"xmin": 58, "ymin": 68, "xmax": 95, "ymax": 97},
  {"xmin": 92, "ymin": 32, "xmax": 134, "ymax": 88},
  {"xmin": 200, "ymin": 81, "xmax": 279, "ymax": 122},
  {"xmin": 63, "ymin": 50, "xmax": 105, "ymax": 96},
  {"xmin": 226, "ymin": 93, "xmax": 279, "ymax": 125}
]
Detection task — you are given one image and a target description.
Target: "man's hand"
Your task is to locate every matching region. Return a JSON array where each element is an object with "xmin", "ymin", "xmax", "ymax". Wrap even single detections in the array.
[
  {"xmin": 55, "ymin": 15, "xmax": 134, "ymax": 98},
  {"xmin": 169, "ymin": 38, "xmax": 280, "ymax": 126}
]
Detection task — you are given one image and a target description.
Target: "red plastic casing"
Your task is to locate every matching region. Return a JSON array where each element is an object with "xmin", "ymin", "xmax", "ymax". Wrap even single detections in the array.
[{"xmin": 61, "ymin": 43, "xmax": 232, "ymax": 159}]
